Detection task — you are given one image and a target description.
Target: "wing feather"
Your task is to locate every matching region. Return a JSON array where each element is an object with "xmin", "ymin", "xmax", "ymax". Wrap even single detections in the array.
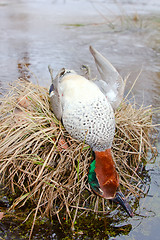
[{"xmin": 90, "ymin": 46, "xmax": 124, "ymax": 110}]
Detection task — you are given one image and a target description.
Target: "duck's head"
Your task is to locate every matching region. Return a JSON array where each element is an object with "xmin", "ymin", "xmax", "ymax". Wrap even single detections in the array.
[{"xmin": 88, "ymin": 149, "xmax": 133, "ymax": 217}]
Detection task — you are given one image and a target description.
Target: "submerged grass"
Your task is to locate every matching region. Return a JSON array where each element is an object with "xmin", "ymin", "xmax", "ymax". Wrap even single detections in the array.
[{"xmin": 0, "ymin": 79, "xmax": 157, "ymax": 237}]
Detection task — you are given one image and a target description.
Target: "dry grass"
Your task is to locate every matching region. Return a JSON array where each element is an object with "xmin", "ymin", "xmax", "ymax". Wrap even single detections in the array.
[{"xmin": 0, "ymin": 79, "xmax": 157, "ymax": 236}]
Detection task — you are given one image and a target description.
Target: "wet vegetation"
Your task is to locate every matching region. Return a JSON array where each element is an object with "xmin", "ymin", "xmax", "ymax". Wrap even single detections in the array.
[
  {"xmin": 0, "ymin": 78, "xmax": 157, "ymax": 239},
  {"xmin": 0, "ymin": 0, "xmax": 160, "ymax": 239}
]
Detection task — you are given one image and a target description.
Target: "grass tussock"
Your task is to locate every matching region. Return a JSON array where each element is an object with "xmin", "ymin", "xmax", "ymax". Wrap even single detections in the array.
[{"xmin": 0, "ymin": 79, "xmax": 157, "ymax": 233}]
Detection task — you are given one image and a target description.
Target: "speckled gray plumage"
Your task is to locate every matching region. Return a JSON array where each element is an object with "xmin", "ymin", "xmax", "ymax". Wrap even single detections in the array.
[
  {"xmin": 60, "ymin": 75, "xmax": 115, "ymax": 151},
  {"xmin": 63, "ymin": 98, "xmax": 115, "ymax": 151},
  {"xmin": 49, "ymin": 46, "xmax": 124, "ymax": 151}
]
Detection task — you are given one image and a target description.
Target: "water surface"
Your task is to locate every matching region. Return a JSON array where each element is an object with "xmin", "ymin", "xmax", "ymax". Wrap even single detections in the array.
[{"xmin": 0, "ymin": 0, "xmax": 160, "ymax": 239}]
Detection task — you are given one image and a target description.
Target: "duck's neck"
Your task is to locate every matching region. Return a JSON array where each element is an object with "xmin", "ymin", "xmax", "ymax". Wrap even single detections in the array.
[{"xmin": 88, "ymin": 149, "xmax": 119, "ymax": 199}]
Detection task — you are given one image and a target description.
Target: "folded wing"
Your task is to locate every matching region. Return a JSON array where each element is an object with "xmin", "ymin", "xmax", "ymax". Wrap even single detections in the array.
[
  {"xmin": 90, "ymin": 46, "xmax": 124, "ymax": 110},
  {"xmin": 49, "ymin": 70, "xmax": 63, "ymax": 121}
]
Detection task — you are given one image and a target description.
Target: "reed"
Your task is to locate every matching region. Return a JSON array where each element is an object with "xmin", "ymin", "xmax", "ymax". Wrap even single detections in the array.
[{"xmin": 0, "ymin": 79, "xmax": 157, "ymax": 237}]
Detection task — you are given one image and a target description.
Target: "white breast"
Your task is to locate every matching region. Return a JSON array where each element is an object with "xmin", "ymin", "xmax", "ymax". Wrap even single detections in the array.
[{"xmin": 60, "ymin": 75, "xmax": 115, "ymax": 151}]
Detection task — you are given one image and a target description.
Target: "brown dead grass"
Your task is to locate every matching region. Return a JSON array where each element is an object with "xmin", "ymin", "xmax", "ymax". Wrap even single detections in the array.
[{"xmin": 0, "ymin": 79, "xmax": 157, "ymax": 237}]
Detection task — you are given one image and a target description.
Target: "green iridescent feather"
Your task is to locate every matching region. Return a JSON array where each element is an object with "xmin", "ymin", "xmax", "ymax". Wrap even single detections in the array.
[{"xmin": 88, "ymin": 160, "xmax": 101, "ymax": 195}]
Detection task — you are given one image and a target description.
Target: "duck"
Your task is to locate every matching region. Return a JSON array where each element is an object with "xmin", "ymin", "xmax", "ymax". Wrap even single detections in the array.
[{"xmin": 49, "ymin": 46, "xmax": 133, "ymax": 217}]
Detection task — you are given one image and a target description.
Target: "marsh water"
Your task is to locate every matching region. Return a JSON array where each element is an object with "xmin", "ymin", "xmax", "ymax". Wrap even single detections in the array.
[{"xmin": 0, "ymin": 0, "xmax": 160, "ymax": 239}]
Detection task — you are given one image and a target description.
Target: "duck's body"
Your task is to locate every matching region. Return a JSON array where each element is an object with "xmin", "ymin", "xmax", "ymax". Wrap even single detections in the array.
[
  {"xmin": 61, "ymin": 74, "xmax": 115, "ymax": 151},
  {"xmin": 49, "ymin": 46, "xmax": 133, "ymax": 217}
]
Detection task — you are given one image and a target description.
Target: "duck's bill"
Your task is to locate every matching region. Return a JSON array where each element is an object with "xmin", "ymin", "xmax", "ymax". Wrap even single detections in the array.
[{"xmin": 113, "ymin": 192, "xmax": 133, "ymax": 217}]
